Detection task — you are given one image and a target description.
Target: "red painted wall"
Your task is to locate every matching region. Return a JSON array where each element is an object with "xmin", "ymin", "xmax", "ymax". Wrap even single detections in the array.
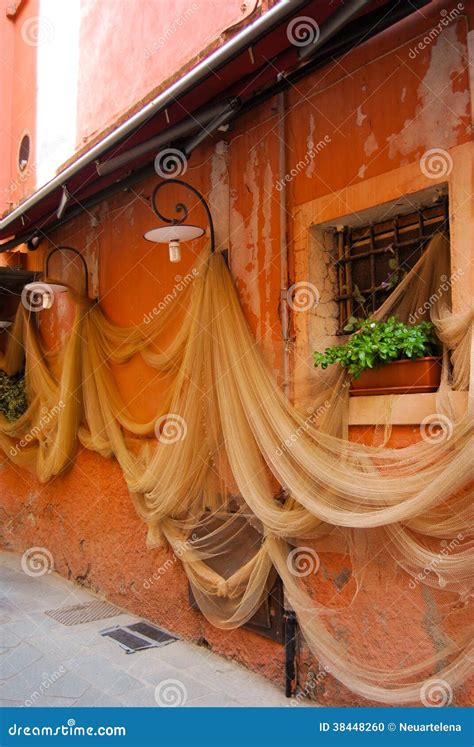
[
  {"xmin": 0, "ymin": 0, "xmax": 38, "ymax": 216},
  {"xmin": 76, "ymin": 0, "xmax": 256, "ymax": 148},
  {"xmin": 0, "ymin": 0, "xmax": 263, "ymax": 210}
]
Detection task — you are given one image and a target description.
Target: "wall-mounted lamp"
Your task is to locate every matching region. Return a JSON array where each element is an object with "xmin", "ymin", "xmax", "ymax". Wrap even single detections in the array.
[
  {"xmin": 22, "ymin": 282, "xmax": 69, "ymax": 310},
  {"xmin": 144, "ymin": 179, "xmax": 215, "ymax": 263},
  {"xmin": 22, "ymin": 245, "xmax": 89, "ymax": 309}
]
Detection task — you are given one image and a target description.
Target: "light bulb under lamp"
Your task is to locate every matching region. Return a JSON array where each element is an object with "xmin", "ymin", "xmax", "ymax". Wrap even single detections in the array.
[
  {"xmin": 168, "ymin": 239, "xmax": 181, "ymax": 263},
  {"xmin": 143, "ymin": 224, "xmax": 205, "ymax": 263}
]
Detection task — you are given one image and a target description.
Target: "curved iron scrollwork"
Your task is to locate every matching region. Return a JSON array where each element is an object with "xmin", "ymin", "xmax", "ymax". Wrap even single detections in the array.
[
  {"xmin": 150, "ymin": 179, "xmax": 215, "ymax": 253},
  {"xmin": 45, "ymin": 245, "xmax": 89, "ymax": 296}
]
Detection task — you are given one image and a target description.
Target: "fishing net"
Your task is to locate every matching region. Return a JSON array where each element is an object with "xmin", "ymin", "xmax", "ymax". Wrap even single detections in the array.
[{"xmin": 0, "ymin": 233, "xmax": 472, "ymax": 703}]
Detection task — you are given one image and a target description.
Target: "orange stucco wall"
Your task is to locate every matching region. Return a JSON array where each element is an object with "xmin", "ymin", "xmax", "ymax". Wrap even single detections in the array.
[
  {"xmin": 1, "ymin": 0, "xmax": 473, "ymax": 705},
  {"xmin": 0, "ymin": 0, "xmax": 38, "ymax": 215},
  {"xmin": 0, "ymin": 0, "xmax": 267, "ymax": 211},
  {"xmin": 75, "ymin": 0, "xmax": 258, "ymax": 148}
]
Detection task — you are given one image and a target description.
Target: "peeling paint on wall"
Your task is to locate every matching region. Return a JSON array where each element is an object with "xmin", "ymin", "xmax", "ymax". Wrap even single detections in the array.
[
  {"xmin": 210, "ymin": 141, "xmax": 230, "ymax": 250},
  {"xmin": 229, "ymin": 147, "xmax": 262, "ymax": 335},
  {"xmin": 83, "ymin": 231, "xmax": 100, "ymax": 299},
  {"xmin": 421, "ymin": 584, "xmax": 450, "ymax": 654},
  {"xmin": 356, "ymin": 105, "xmax": 367, "ymax": 127},
  {"xmin": 387, "ymin": 24, "xmax": 469, "ymax": 159},
  {"xmin": 245, "ymin": 148, "xmax": 260, "ymax": 251},
  {"xmin": 262, "ymin": 161, "xmax": 274, "ymax": 347},
  {"xmin": 229, "ymin": 199, "xmax": 259, "ymax": 324},
  {"xmin": 364, "ymin": 132, "xmax": 378, "ymax": 157},
  {"xmin": 467, "ymin": 29, "xmax": 474, "ymax": 129}
]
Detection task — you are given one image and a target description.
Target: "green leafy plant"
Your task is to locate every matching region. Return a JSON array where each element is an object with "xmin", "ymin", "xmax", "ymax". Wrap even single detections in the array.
[
  {"xmin": 313, "ymin": 317, "xmax": 437, "ymax": 379},
  {"xmin": 0, "ymin": 370, "xmax": 28, "ymax": 421}
]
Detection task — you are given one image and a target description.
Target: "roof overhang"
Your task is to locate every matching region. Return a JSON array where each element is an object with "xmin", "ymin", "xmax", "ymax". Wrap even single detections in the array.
[
  {"xmin": 0, "ymin": 268, "xmax": 38, "ymax": 294},
  {"xmin": 0, "ymin": 0, "xmax": 431, "ymax": 250}
]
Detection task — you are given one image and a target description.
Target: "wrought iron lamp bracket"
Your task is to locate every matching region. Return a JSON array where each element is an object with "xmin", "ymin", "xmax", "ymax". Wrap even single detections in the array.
[{"xmin": 150, "ymin": 179, "xmax": 215, "ymax": 253}]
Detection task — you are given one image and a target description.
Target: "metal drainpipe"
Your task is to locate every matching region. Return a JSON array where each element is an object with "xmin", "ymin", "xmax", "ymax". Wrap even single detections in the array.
[
  {"xmin": 278, "ymin": 92, "xmax": 290, "ymax": 400},
  {"xmin": 277, "ymin": 90, "xmax": 298, "ymax": 698},
  {"xmin": 298, "ymin": 0, "xmax": 372, "ymax": 61},
  {"xmin": 284, "ymin": 610, "xmax": 298, "ymax": 698},
  {"xmin": 96, "ymin": 100, "xmax": 234, "ymax": 177}
]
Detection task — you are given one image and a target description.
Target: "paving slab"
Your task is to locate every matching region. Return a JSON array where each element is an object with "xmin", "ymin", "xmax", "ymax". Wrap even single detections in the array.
[
  {"xmin": 0, "ymin": 551, "xmax": 292, "ymax": 707},
  {"xmin": 0, "ymin": 642, "xmax": 43, "ymax": 680}
]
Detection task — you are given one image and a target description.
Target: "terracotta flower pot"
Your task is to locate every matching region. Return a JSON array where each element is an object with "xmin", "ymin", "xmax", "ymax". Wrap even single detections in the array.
[{"xmin": 350, "ymin": 356, "xmax": 442, "ymax": 396}]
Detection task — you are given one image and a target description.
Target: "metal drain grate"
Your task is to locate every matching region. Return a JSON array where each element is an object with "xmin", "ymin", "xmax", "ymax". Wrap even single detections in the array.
[
  {"xmin": 100, "ymin": 622, "xmax": 178, "ymax": 654},
  {"xmin": 126, "ymin": 621, "xmax": 178, "ymax": 644},
  {"xmin": 45, "ymin": 600, "xmax": 121, "ymax": 626},
  {"xmin": 100, "ymin": 627, "xmax": 156, "ymax": 654}
]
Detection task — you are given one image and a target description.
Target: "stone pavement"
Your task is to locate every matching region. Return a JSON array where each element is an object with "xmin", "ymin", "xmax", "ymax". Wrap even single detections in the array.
[{"xmin": 0, "ymin": 551, "xmax": 292, "ymax": 707}]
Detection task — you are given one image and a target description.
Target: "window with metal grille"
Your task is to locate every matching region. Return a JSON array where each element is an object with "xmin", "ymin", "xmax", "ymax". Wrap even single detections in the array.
[{"xmin": 335, "ymin": 197, "xmax": 449, "ymax": 333}]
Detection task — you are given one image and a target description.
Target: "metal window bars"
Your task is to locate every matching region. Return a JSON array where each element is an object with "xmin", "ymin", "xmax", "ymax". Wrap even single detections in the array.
[{"xmin": 334, "ymin": 196, "xmax": 449, "ymax": 333}]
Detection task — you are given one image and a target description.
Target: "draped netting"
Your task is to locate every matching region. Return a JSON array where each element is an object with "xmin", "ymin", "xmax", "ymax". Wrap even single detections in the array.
[{"xmin": 0, "ymin": 233, "xmax": 472, "ymax": 704}]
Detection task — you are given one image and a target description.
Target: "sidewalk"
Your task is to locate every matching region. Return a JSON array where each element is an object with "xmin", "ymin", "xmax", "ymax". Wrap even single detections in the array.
[{"xmin": 0, "ymin": 551, "xmax": 291, "ymax": 707}]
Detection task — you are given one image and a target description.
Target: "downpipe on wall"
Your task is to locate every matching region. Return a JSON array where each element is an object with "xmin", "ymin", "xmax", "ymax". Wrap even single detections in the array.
[
  {"xmin": 277, "ymin": 90, "xmax": 298, "ymax": 699},
  {"xmin": 277, "ymin": 92, "xmax": 291, "ymax": 401}
]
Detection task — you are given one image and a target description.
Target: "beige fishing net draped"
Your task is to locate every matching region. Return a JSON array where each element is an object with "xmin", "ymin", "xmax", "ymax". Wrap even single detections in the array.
[{"xmin": 0, "ymin": 233, "xmax": 472, "ymax": 703}]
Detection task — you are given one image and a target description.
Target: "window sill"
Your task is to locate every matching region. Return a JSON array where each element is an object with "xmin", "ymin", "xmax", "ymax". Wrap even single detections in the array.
[{"xmin": 348, "ymin": 391, "xmax": 468, "ymax": 425}]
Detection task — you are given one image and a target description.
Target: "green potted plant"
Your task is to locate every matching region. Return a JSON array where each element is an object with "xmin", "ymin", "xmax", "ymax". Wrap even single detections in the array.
[
  {"xmin": 313, "ymin": 317, "xmax": 441, "ymax": 396},
  {"xmin": 0, "ymin": 370, "xmax": 28, "ymax": 421}
]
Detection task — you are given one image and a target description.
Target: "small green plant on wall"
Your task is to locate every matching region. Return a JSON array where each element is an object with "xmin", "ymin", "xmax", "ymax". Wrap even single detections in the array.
[
  {"xmin": 313, "ymin": 317, "xmax": 437, "ymax": 379},
  {"xmin": 0, "ymin": 370, "xmax": 28, "ymax": 421}
]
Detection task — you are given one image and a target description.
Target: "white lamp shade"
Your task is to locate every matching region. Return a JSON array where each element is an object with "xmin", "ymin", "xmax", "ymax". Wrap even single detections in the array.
[
  {"xmin": 0, "ymin": 321, "xmax": 12, "ymax": 329},
  {"xmin": 143, "ymin": 224, "xmax": 205, "ymax": 243},
  {"xmin": 23, "ymin": 282, "xmax": 68, "ymax": 294}
]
